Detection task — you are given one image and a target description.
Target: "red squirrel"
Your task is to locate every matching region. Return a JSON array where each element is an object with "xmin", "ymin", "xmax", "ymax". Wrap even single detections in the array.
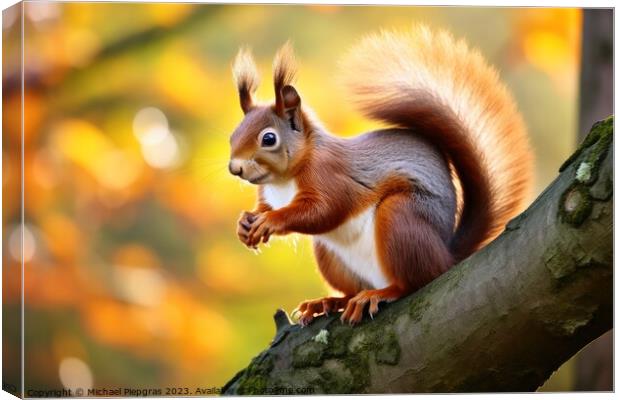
[{"xmin": 228, "ymin": 25, "xmax": 533, "ymax": 325}]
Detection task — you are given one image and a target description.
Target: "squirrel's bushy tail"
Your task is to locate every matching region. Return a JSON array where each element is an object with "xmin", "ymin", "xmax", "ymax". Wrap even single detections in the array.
[{"xmin": 340, "ymin": 25, "xmax": 533, "ymax": 261}]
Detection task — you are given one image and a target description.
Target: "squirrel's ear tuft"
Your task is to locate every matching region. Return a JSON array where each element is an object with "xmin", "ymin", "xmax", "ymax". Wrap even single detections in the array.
[
  {"xmin": 232, "ymin": 47, "xmax": 260, "ymax": 114},
  {"xmin": 273, "ymin": 41, "xmax": 298, "ymax": 117}
]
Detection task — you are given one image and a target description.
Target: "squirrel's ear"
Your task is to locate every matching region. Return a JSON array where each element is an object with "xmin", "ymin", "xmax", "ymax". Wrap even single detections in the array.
[
  {"xmin": 281, "ymin": 85, "xmax": 303, "ymax": 132},
  {"xmin": 273, "ymin": 41, "xmax": 297, "ymax": 118},
  {"xmin": 232, "ymin": 47, "xmax": 260, "ymax": 114},
  {"xmin": 282, "ymin": 85, "xmax": 301, "ymax": 110}
]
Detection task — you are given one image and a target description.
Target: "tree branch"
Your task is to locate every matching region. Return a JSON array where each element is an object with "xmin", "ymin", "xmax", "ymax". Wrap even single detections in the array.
[{"xmin": 222, "ymin": 117, "xmax": 613, "ymax": 394}]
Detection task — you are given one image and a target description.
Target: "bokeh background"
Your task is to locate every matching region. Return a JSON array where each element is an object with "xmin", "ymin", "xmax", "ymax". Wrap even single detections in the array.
[{"xmin": 2, "ymin": 3, "xmax": 609, "ymax": 394}]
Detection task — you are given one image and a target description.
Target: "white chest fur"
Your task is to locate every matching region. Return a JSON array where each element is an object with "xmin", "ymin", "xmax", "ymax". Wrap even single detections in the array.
[
  {"xmin": 262, "ymin": 180, "xmax": 298, "ymax": 210},
  {"xmin": 316, "ymin": 207, "xmax": 389, "ymax": 289},
  {"xmin": 262, "ymin": 181, "xmax": 388, "ymax": 289}
]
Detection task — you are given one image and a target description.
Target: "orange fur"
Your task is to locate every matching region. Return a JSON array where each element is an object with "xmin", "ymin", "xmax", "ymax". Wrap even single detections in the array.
[
  {"xmin": 229, "ymin": 107, "xmax": 274, "ymax": 156},
  {"xmin": 230, "ymin": 27, "xmax": 534, "ymax": 324},
  {"xmin": 375, "ymin": 193, "xmax": 453, "ymax": 291},
  {"xmin": 263, "ymin": 160, "xmax": 368, "ymax": 235},
  {"xmin": 340, "ymin": 25, "xmax": 534, "ymax": 260}
]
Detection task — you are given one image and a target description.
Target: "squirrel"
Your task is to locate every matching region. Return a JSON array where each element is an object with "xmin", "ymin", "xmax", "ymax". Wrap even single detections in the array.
[{"xmin": 228, "ymin": 25, "xmax": 533, "ymax": 325}]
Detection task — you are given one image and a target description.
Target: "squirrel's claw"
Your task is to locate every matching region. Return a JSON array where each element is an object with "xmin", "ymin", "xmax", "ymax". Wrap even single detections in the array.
[
  {"xmin": 295, "ymin": 296, "xmax": 351, "ymax": 326},
  {"xmin": 247, "ymin": 216, "xmax": 278, "ymax": 248},
  {"xmin": 290, "ymin": 308, "xmax": 302, "ymax": 320},
  {"xmin": 340, "ymin": 286, "xmax": 403, "ymax": 325},
  {"xmin": 298, "ymin": 314, "xmax": 314, "ymax": 327},
  {"xmin": 340, "ymin": 298, "xmax": 365, "ymax": 325},
  {"xmin": 368, "ymin": 297, "xmax": 379, "ymax": 318}
]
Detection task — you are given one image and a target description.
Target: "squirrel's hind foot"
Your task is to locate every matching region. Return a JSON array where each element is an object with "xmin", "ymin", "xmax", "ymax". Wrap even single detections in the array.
[
  {"xmin": 293, "ymin": 296, "xmax": 352, "ymax": 326},
  {"xmin": 340, "ymin": 285, "xmax": 405, "ymax": 325}
]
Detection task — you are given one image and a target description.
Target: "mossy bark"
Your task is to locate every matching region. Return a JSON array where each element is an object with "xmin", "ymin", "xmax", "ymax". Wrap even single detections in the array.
[{"xmin": 222, "ymin": 117, "xmax": 614, "ymax": 394}]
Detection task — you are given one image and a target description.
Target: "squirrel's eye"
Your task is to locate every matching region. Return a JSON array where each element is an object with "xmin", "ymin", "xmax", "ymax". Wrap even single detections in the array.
[{"xmin": 261, "ymin": 132, "xmax": 277, "ymax": 147}]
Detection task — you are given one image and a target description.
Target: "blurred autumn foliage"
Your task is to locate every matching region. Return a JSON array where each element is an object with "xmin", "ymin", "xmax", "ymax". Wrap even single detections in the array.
[{"xmin": 3, "ymin": 3, "xmax": 582, "ymax": 392}]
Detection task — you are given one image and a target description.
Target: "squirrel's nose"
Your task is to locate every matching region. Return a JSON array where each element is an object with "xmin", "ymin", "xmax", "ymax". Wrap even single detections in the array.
[{"xmin": 228, "ymin": 160, "xmax": 243, "ymax": 177}]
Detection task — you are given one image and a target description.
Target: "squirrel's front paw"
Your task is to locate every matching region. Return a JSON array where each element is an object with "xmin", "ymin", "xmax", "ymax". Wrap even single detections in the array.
[
  {"xmin": 237, "ymin": 211, "xmax": 258, "ymax": 248},
  {"xmin": 246, "ymin": 212, "xmax": 282, "ymax": 248}
]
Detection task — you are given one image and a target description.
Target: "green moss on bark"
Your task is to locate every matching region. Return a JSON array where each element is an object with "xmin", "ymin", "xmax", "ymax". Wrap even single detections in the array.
[
  {"xmin": 558, "ymin": 116, "xmax": 613, "ymax": 227},
  {"xmin": 579, "ymin": 124, "xmax": 613, "ymax": 186},
  {"xmin": 292, "ymin": 315, "xmax": 402, "ymax": 393},
  {"xmin": 314, "ymin": 361, "xmax": 356, "ymax": 393},
  {"xmin": 292, "ymin": 340, "xmax": 327, "ymax": 368},
  {"xmin": 235, "ymin": 353, "xmax": 275, "ymax": 395},
  {"xmin": 325, "ymin": 324, "xmax": 354, "ymax": 357},
  {"xmin": 375, "ymin": 328, "xmax": 401, "ymax": 365},
  {"xmin": 559, "ymin": 116, "xmax": 613, "ymax": 173},
  {"xmin": 308, "ymin": 351, "xmax": 371, "ymax": 393},
  {"xmin": 340, "ymin": 352, "xmax": 371, "ymax": 392}
]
